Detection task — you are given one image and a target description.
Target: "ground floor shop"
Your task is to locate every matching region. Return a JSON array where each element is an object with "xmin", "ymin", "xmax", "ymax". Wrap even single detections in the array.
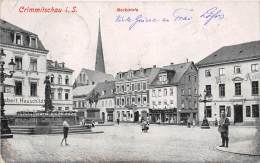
[
  {"xmin": 115, "ymin": 107, "xmax": 149, "ymax": 122},
  {"xmin": 178, "ymin": 109, "xmax": 198, "ymax": 125},
  {"xmin": 198, "ymin": 99, "xmax": 260, "ymax": 125},
  {"xmin": 149, "ymin": 108, "xmax": 177, "ymax": 124}
]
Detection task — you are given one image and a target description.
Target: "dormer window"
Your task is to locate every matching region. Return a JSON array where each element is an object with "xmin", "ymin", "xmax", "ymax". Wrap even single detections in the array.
[
  {"xmin": 119, "ymin": 73, "xmax": 123, "ymax": 79},
  {"xmin": 159, "ymin": 73, "xmax": 167, "ymax": 82},
  {"xmin": 29, "ymin": 36, "xmax": 38, "ymax": 48},
  {"xmin": 14, "ymin": 33, "xmax": 23, "ymax": 45}
]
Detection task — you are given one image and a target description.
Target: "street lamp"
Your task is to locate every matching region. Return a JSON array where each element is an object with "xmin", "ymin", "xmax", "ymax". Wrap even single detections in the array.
[
  {"xmin": 199, "ymin": 89, "xmax": 211, "ymax": 129},
  {"xmin": 0, "ymin": 48, "xmax": 16, "ymax": 138}
]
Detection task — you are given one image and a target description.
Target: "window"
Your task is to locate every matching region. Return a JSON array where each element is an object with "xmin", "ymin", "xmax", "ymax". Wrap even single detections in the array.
[
  {"xmin": 152, "ymin": 101, "xmax": 156, "ymax": 106},
  {"xmin": 121, "ymin": 85, "xmax": 125, "ymax": 92},
  {"xmin": 152, "ymin": 90, "xmax": 156, "ymax": 97},
  {"xmin": 194, "ymin": 101, "xmax": 197, "ymax": 108},
  {"xmin": 158, "ymin": 101, "xmax": 162, "ymax": 105},
  {"xmin": 121, "ymin": 98, "xmax": 125, "ymax": 105},
  {"xmin": 205, "ymin": 70, "xmax": 211, "ymax": 77},
  {"xmin": 251, "ymin": 64, "xmax": 258, "ymax": 72},
  {"xmin": 163, "ymin": 89, "xmax": 167, "ymax": 96},
  {"xmin": 219, "ymin": 68, "xmax": 224, "ymax": 76},
  {"xmin": 137, "ymin": 83, "xmax": 141, "ymax": 91},
  {"xmin": 246, "ymin": 106, "xmax": 251, "ymax": 117},
  {"xmin": 170, "ymin": 88, "xmax": 173, "ymax": 96},
  {"xmin": 132, "ymin": 97, "xmax": 135, "ymax": 104},
  {"xmin": 15, "ymin": 57, "xmax": 22, "ymax": 70},
  {"xmin": 30, "ymin": 82, "xmax": 37, "ymax": 96},
  {"xmin": 73, "ymin": 101, "xmax": 77, "ymax": 108},
  {"xmin": 30, "ymin": 58, "xmax": 37, "ymax": 72},
  {"xmin": 65, "ymin": 93, "xmax": 69, "ymax": 100},
  {"xmin": 181, "ymin": 100, "xmax": 184, "ymax": 108},
  {"xmin": 159, "ymin": 73, "xmax": 167, "ymax": 82},
  {"xmin": 234, "ymin": 66, "xmax": 241, "ymax": 74},
  {"xmin": 116, "ymin": 86, "xmax": 120, "ymax": 93},
  {"xmin": 164, "ymin": 100, "xmax": 167, "ymax": 105},
  {"xmin": 206, "ymin": 106, "xmax": 212, "ymax": 118},
  {"xmin": 131, "ymin": 83, "xmax": 135, "ymax": 91},
  {"xmin": 188, "ymin": 75, "xmax": 191, "ymax": 81},
  {"xmin": 116, "ymin": 98, "xmax": 120, "ymax": 106},
  {"xmin": 219, "ymin": 84, "xmax": 225, "ymax": 97},
  {"xmin": 51, "ymin": 90, "xmax": 54, "ymax": 100},
  {"xmin": 194, "ymin": 88, "xmax": 198, "ymax": 95},
  {"xmin": 65, "ymin": 107, "xmax": 69, "ymax": 110},
  {"xmin": 194, "ymin": 76, "xmax": 197, "ymax": 82},
  {"xmin": 30, "ymin": 37, "xmax": 37, "ymax": 48},
  {"xmin": 58, "ymin": 107, "xmax": 62, "ymax": 111},
  {"xmin": 65, "ymin": 76, "xmax": 69, "ymax": 85},
  {"xmin": 188, "ymin": 88, "xmax": 191, "ymax": 95},
  {"xmin": 158, "ymin": 89, "xmax": 162, "ymax": 97},
  {"xmin": 137, "ymin": 97, "xmax": 141, "ymax": 104},
  {"xmin": 205, "ymin": 85, "xmax": 212, "ymax": 96},
  {"xmin": 219, "ymin": 105, "xmax": 225, "ymax": 117},
  {"xmin": 15, "ymin": 33, "xmax": 22, "ymax": 45},
  {"xmin": 235, "ymin": 83, "xmax": 241, "ymax": 96},
  {"xmin": 181, "ymin": 89, "xmax": 185, "ymax": 95},
  {"xmin": 252, "ymin": 104, "xmax": 259, "ymax": 117},
  {"xmin": 58, "ymin": 91, "xmax": 62, "ymax": 100},
  {"xmin": 226, "ymin": 106, "xmax": 231, "ymax": 117},
  {"xmin": 58, "ymin": 75, "xmax": 62, "ymax": 85},
  {"xmin": 252, "ymin": 81, "xmax": 259, "ymax": 95},
  {"xmin": 143, "ymin": 82, "xmax": 147, "ymax": 90},
  {"xmin": 15, "ymin": 81, "xmax": 22, "ymax": 96},
  {"xmin": 170, "ymin": 100, "xmax": 174, "ymax": 104},
  {"xmin": 126, "ymin": 84, "xmax": 130, "ymax": 91},
  {"xmin": 143, "ymin": 96, "xmax": 147, "ymax": 104},
  {"xmin": 50, "ymin": 74, "xmax": 54, "ymax": 83}
]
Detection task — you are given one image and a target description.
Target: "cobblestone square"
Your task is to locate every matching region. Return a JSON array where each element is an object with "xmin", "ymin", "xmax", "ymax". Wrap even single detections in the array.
[{"xmin": 1, "ymin": 124, "xmax": 260, "ymax": 162}]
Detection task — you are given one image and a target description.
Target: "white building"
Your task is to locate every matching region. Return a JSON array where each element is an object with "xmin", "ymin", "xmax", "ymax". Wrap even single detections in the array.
[
  {"xmin": 47, "ymin": 60, "xmax": 74, "ymax": 111},
  {"xmin": 0, "ymin": 19, "xmax": 48, "ymax": 115},
  {"xmin": 197, "ymin": 40, "xmax": 260, "ymax": 125}
]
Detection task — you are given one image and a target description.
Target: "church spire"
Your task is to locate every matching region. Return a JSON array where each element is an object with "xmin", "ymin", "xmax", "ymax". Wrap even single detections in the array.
[{"xmin": 95, "ymin": 13, "xmax": 106, "ymax": 73}]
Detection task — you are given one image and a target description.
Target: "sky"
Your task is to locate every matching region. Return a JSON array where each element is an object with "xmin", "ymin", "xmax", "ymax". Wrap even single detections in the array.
[{"xmin": 0, "ymin": 0, "xmax": 259, "ymax": 79}]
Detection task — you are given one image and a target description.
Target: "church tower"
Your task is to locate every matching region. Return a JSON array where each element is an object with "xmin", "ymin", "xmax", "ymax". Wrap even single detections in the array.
[{"xmin": 95, "ymin": 17, "xmax": 106, "ymax": 73}]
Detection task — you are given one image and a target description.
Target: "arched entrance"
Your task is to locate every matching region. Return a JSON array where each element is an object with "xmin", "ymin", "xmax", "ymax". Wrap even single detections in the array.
[{"xmin": 134, "ymin": 111, "xmax": 139, "ymax": 122}]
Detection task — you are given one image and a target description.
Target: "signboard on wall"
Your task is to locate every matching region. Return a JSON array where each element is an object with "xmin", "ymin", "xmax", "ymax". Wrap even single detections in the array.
[{"xmin": 4, "ymin": 97, "xmax": 45, "ymax": 105}]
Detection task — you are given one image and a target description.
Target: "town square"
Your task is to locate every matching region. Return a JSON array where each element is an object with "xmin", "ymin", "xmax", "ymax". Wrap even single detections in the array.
[{"xmin": 0, "ymin": 1, "xmax": 260, "ymax": 163}]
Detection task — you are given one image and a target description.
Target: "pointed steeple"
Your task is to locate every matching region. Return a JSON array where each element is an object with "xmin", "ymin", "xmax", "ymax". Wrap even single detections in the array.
[{"xmin": 95, "ymin": 14, "xmax": 106, "ymax": 73}]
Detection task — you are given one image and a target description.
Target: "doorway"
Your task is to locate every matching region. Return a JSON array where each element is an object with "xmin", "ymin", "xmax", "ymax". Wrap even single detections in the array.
[
  {"xmin": 102, "ymin": 112, "xmax": 105, "ymax": 122},
  {"xmin": 134, "ymin": 111, "xmax": 139, "ymax": 122},
  {"xmin": 234, "ymin": 105, "xmax": 243, "ymax": 123}
]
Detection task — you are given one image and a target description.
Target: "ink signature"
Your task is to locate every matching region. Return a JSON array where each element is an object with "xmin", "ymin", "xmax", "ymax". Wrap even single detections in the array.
[{"xmin": 115, "ymin": 7, "xmax": 224, "ymax": 30}]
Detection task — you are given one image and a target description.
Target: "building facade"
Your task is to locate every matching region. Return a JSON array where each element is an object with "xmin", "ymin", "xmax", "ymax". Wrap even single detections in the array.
[
  {"xmin": 0, "ymin": 19, "xmax": 48, "ymax": 115},
  {"xmin": 114, "ymin": 67, "xmax": 160, "ymax": 122},
  {"xmin": 197, "ymin": 40, "xmax": 260, "ymax": 125},
  {"xmin": 47, "ymin": 60, "xmax": 74, "ymax": 111},
  {"xmin": 149, "ymin": 62, "xmax": 198, "ymax": 124}
]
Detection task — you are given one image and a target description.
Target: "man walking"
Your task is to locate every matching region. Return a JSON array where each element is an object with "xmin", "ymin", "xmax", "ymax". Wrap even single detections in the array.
[
  {"xmin": 218, "ymin": 110, "xmax": 230, "ymax": 147},
  {"xmin": 61, "ymin": 120, "xmax": 69, "ymax": 146}
]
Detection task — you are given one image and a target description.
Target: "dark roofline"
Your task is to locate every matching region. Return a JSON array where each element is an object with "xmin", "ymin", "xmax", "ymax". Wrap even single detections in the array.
[{"xmin": 0, "ymin": 43, "xmax": 49, "ymax": 54}]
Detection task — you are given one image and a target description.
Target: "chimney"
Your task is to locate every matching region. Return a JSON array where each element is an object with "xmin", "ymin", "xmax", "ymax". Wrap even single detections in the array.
[
  {"xmin": 170, "ymin": 62, "xmax": 174, "ymax": 65},
  {"xmin": 61, "ymin": 62, "xmax": 65, "ymax": 68},
  {"xmin": 186, "ymin": 58, "xmax": 189, "ymax": 63},
  {"xmin": 153, "ymin": 65, "xmax": 156, "ymax": 68}
]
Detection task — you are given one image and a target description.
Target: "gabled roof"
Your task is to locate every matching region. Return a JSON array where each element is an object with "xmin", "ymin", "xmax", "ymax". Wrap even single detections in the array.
[
  {"xmin": 81, "ymin": 68, "xmax": 114, "ymax": 82},
  {"xmin": 47, "ymin": 60, "xmax": 74, "ymax": 73},
  {"xmin": 0, "ymin": 19, "xmax": 48, "ymax": 52},
  {"xmin": 150, "ymin": 62, "xmax": 194, "ymax": 87},
  {"xmin": 94, "ymin": 81, "xmax": 115, "ymax": 99},
  {"xmin": 72, "ymin": 85, "xmax": 96, "ymax": 98},
  {"xmin": 197, "ymin": 40, "xmax": 260, "ymax": 67}
]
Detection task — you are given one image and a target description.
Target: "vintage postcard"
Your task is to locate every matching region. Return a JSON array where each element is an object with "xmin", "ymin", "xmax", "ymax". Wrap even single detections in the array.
[{"xmin": 0, "ymin": 0, "xmax": 260, "ymax": 162}]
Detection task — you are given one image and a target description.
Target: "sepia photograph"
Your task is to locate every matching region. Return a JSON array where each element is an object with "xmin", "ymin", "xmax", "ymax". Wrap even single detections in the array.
[{"xmin": 0, "ymin": 0, "xmax": 260, "ymax": 162}]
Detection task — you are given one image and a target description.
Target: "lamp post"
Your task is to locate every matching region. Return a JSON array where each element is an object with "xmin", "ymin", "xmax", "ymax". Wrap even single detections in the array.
[
  {"xmin": 199, "ymin": 89, "xmax": 211, "ymax": 129},
  {"xmin": 0, "ymin": 48, "xmax": 16, "ymax": 138}
]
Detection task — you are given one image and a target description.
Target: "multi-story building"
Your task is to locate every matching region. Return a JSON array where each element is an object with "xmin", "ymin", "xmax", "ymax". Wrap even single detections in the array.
[
  {"xmin": 0, "ymin": 19, "xmax": 48, "ymax": 115},
  {"xmin": 197, "ymin": 40, "xmax": 260, "ymax": 125},
  {"xmin": 149, "ymin": 62, "xmax": 198, "ymax": 124},
  {"xmin": 114, "ymin": 66, "xmax": 160, "ymax": 122},
  {"xmin": 73, "ymin": 81, "xmax": 115, "ymax": 122},
  {"xmin": 47, "ymin": 60, "xmax": 74, "ymax": 111}
]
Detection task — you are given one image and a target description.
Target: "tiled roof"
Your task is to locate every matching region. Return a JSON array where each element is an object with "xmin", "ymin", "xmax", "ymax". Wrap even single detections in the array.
[
  {"xmin": 72, "ymin": 85, "xmax": 96, "ymax": 98},
  {"xmin": 116, "ymin": 67, "xmax": 161, "ymax": 82},
  {"xmin": 93, "ymin": 81, "xmax": 115, "ymax": 99},
  {"xmin": 81, "ymin": 68, "xmax": 114, "ymax": 82},
  {"xmin": 197, "ymin": 40, "xmax": 260, "ymax": 67},
  {"xmin": 47, "ymin": 60, "xmax": 74, "ymax": 73},
  {"xmin": 150, "ymin": 62, "xmax": 193, "ymax": 87},
  {"xmin": 0, "ymin": 19, "xmax": 47, "ymax": 52}
]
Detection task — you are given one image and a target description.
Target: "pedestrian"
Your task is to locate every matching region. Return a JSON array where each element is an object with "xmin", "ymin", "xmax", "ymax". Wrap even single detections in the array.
[
  {"xmin": 60, "ymin": 120, "xmax": 69, "ymax": 146},
  {"xmin": 92, "ymin": 120, "xmax": 95, "ymax": 127},
  {"xmin": 218, "ymin": 110, "xmax": 230, "ymax": 147},
  {"xmin": 117, "ymin": 118, "xmax": 120, "ymax": 125},
  {"xmin": 192, "ymin": 118, "xmax": 196, "ymax": 127}
]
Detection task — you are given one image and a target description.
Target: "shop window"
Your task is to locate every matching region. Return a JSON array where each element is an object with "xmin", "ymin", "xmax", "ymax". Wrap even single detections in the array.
[
  {"xmin": 15, "ymin": 81, "xmax": 22, "ymax": 96},
  {"xmin": 30, "ymin": 82, "xmax": 37, "ymax": 96},
  {"xmin": 15, "ymin": 57, "xmax": 22, "ymax": 70},
  {"xmin": 65, "ymin": 107, "xmax": 69, "ymax": 110},
  {"xmin": 252, "ymin": 104, "xmax": 259, "ymax": 117},
  {"xmin": 246, "ymin": 106, "xmax": 251, "ymax": 117}
]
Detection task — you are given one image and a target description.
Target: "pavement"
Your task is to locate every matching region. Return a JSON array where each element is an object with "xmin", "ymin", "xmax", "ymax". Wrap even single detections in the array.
[{"xmin": 1, "ymin": 124, "xmax": 260, "ymax": 162}]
